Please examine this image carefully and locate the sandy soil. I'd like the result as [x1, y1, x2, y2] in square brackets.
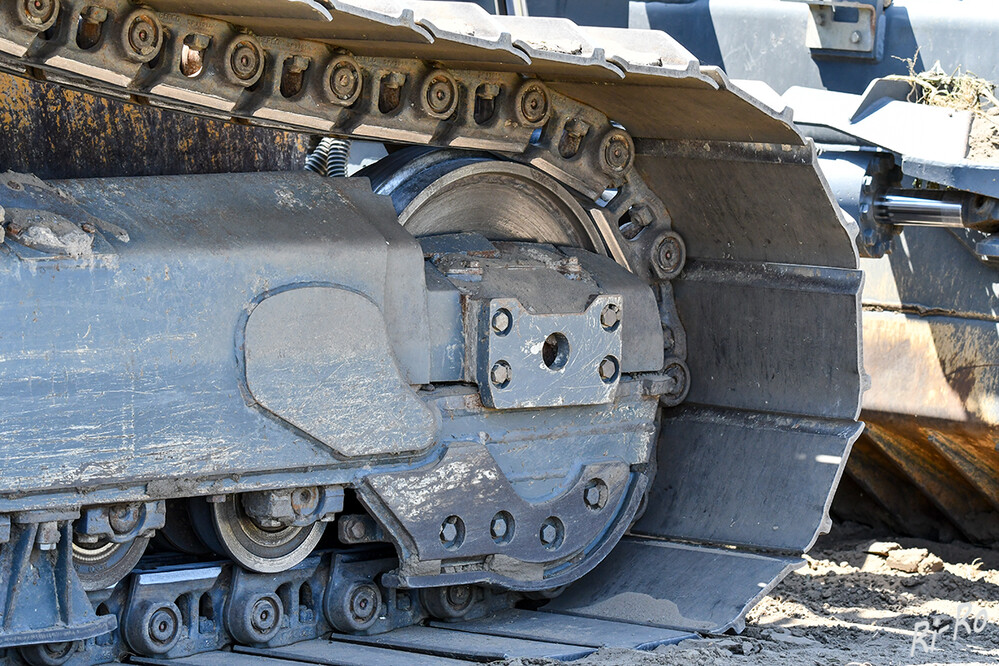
[500, 523, 999, 666]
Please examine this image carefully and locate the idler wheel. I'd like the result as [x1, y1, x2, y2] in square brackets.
[72, 534, 149, 591]
[188, 494, 325, 573]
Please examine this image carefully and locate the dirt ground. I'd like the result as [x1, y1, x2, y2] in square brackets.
[500, 523, 999, 666]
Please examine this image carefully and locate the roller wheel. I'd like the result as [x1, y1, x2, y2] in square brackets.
[189, 495, 325, 573]
[73, 535, 149, 591]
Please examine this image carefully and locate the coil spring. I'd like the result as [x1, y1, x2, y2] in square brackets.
[305, 137, 351, 178]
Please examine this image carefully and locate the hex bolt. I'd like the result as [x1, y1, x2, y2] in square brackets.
[478, 83, 500, 100]
[598, 356, 619, 383]
[491, 309, 512, 335]
[36, 521, 60, 550]
[540, 523, 558, 546]
[440, 521, 458, 543]
[490, 361, 512, 388]
[850, 30, 862, 44]
[629, 204, 654, 229]
[584, 486, 601, 508]
[440, 515, 464, 549]
[600, 303, 621, 330]
[490, 516, 507, 539]
[346, 519, 367, 541]
[109, 503, 140, 534]
[517, 82, 550, 125]
[20, 0, 58, 30]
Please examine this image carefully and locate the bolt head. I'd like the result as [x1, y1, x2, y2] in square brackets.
[598, 356, 619, 383]
[347, 519, 367, 541]
[850, 30, 862, 44]
[490, 517, 508, 538]
[490, 361, 511, 388]
[519, 84, 549, 124]
[441, 522, 458, 543]
[584, 486, 602, 508]
[491, 309, 511, 335]
[600, 303, 621, 330]
[540, 524, 557, 545]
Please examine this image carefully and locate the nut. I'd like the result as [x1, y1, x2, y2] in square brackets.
[540, 524, 557, 545]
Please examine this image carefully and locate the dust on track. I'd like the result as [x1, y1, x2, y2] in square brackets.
[498, 523, 999, 666]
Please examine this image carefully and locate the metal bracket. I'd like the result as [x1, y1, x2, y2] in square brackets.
[785, 0, 887, 60]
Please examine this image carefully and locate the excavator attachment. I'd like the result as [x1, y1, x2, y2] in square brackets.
[0, 1, 862, 662]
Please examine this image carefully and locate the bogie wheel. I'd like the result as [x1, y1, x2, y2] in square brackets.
[73, 535, 150, 592]
[18, 641, 81, 666]
[188, 495, 325, 573]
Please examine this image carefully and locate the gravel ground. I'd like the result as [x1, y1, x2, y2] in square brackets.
[499, 523, 999, 666]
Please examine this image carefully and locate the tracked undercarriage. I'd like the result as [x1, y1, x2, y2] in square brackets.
[0, 1, 863, 663]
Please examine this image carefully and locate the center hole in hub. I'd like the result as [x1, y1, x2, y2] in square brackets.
[542, 333, 569, 370]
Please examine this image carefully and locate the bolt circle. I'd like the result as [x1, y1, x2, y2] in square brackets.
[326, 55, 362, 106]
[490, 360, 512, 389]
[422, 71, 459, 119]
[20, 0, 57, 30]
[517, 81, 550, 125]
[600, 303, 621, 331]
[226, 36, 264, 86]
[491, 308, 512, 335]
[652, 231, 686, 279]
[598, 355, 620, 384]
[122, 10, 162, 62]
[600, 131, 635, 174]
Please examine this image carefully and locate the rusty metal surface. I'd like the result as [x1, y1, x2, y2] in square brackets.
[0, 71, 309, 179]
